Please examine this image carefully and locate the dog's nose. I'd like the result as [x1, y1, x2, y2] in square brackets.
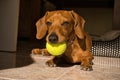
[48, 33, 58, 43]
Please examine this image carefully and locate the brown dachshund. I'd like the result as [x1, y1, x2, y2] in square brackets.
[32, 10, 94, 71]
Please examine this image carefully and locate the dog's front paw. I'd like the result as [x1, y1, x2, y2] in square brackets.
[31, 48, 50, 56]
[80, 65, 93, 71]
[32, 48, 41, 55]
[80, 60, 93, 71]
[46, 60, 56, 67]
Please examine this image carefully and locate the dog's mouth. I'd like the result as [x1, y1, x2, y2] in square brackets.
[47, 33, 66, 44]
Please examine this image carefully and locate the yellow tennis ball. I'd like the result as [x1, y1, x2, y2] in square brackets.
[46, 42, 67, 56]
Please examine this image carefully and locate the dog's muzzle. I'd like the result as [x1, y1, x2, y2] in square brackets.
[48, 33, 58, 43]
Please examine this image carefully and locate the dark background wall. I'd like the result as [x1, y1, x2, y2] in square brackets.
[18, 0, 120, 40]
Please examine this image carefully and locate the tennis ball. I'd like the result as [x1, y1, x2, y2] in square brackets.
[46, 42, 67, 56]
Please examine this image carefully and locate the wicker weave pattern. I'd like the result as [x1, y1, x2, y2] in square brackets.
[92, 36, 120, 58]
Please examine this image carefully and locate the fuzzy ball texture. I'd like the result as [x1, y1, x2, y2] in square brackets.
[46, 42, 67, 56]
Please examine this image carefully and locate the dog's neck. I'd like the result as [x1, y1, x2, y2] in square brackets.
[67, 32, 86, 51]
[67, 33, 76, 46]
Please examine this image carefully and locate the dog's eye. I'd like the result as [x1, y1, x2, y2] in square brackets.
[46, 21, 52, 26]
[62, 21, 69, 26]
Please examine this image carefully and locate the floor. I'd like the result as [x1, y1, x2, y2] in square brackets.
[0, 40, 120, 80]
[0, 39, 44, 70]
[0, 55, 120, 80]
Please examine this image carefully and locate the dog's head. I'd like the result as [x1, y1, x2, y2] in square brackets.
[36, 10, 85, 43]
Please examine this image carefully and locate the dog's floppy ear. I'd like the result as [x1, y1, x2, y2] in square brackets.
[36, 13, 48, 39]
[70, 11, 85, 39]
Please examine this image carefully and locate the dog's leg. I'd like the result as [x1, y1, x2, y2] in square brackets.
[46, 57, 56, 67]
[46, 56, 62, 67]
[80, 56, 94, 71]
[32, 48, 51, 56]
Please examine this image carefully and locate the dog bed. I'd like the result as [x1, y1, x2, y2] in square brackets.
[91, 30, 120, 58]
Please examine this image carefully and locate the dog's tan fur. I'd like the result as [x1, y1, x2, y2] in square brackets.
[32, 10, 93, 70]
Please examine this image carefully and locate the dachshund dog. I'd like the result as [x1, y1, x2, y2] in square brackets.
[32, 10, 94, 71]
